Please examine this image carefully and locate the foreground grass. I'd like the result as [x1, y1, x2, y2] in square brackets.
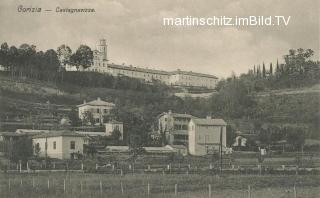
[0, 173, 319, 198]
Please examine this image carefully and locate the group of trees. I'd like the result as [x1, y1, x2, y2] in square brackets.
[0, 42, 171, 93]
[0, 42, 93, 82]
[238, 48, 319, 92]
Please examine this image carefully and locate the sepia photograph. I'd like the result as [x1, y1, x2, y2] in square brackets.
[0, 0, 319, 197]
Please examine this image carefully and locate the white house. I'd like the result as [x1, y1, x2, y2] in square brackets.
[105, 121, 123, 140]
[188, 117, 227, 156]
[157, 110, 195, 145]
[77, 97, 115, 125]
[32, 131, 88, 160]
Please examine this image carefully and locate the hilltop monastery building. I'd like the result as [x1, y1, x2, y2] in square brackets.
[70, 39, 218, 89]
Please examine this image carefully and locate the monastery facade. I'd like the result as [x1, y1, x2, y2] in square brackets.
[86, 39, 218, 89]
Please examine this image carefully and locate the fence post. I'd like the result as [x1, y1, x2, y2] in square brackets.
[80, 180, 83, 193]
[19, 161, 22, 173]
[47, 179, 50, 190]
[63, 179, 66, 193]
[258, 165, 262, 175]
[8, 179, 10, 191]
[100, 180, 102, 194]
[81, 163, 84, 171]
[20, 178, 23, 187]
[121, 169, 123, 176]
[295, 166, 298, 175]
[247, 185, 251, 198]
[293, 185, 297, 198]
[175, 184, 178, 197]
[26, 161, 29, 172]
[32, 177, 35, 188]
[53, 162, 55, 169]
[121, 181, 124, 195]
[208, 184, 211, 198]
[147, 182, 150, 196]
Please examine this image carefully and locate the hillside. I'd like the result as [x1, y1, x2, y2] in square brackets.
[0, 73, 182, 132]
[0, 72, 319, 142]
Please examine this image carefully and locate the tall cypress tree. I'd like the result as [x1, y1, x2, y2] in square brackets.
[257, 65, 261, 77]
[262, 62, 266, 78]
[269, 63, 273, 76]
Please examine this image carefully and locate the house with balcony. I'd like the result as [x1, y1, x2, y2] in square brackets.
[158, 110, 196, 145]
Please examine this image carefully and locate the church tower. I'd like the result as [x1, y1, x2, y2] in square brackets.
[98, 39, 107, 61]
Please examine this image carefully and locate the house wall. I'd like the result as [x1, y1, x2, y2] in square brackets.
[33, 137, 63, 159]
[169, 74, 217, 89]
[188, 121, 226, 156]
[61, 136, 85, 159]
[33, 136, 86, 160]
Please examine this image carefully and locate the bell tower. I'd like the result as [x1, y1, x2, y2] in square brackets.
[98, 39, 107, 61]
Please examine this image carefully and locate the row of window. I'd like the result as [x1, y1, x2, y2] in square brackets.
[174, 124, 188, 130]
[43, 141, 76, 150]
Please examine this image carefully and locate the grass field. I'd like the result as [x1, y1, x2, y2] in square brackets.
[0, 173, 319, 198]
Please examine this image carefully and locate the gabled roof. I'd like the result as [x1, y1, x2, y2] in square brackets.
[77, 98, 115, 107]
[191, 118, 227, 126]
[32, 131, 85, 139]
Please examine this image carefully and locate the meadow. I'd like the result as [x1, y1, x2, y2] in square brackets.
[0, 172, 319, 198]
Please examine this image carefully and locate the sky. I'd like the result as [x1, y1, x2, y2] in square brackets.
[0, 0, 319, 77]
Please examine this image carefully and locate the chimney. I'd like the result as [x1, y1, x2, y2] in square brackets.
[206, 115, 212, 120]
[97, 97, 101, 101]
[83, 100, 86, 104]
[168, 110, 172, 114]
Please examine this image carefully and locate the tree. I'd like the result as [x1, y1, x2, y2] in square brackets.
[68, 108, 81, 126]
[0, 42, 9, 70]
[43, 49, 60, 78]
[34, 143, 41, 157]
[286, 128, 306, 151]
[111, 129, 122, 143]
[269, 63, 273, 76]
[70, 45, 93, 69]
[262, 62, 266, 78]
[57, 44, 72, 66]
[10, 137, 33, 163]
[82, 111, 95, 126]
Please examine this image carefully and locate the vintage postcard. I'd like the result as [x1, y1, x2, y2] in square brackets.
[0, 0, 319, 197]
